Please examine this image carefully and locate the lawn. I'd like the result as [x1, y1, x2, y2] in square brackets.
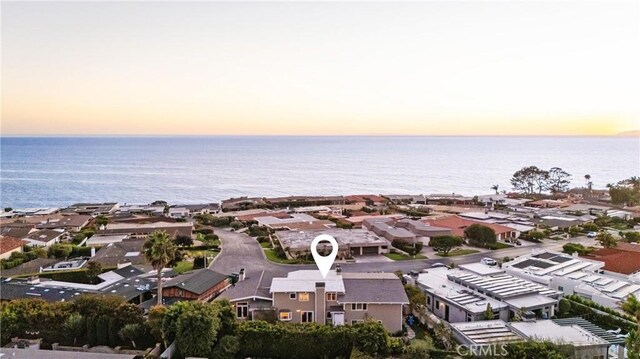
[264, 249, 312, 264]
[173, 260, 194, 274]
[260, 242, 271, 248]
[490, 242, 513, 249]
[436, 249, 480, 257]
[384, 253, 428, 261]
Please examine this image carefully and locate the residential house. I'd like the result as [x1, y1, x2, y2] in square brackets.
[254, 213, 335, 231]
[162, 268, 231, 303]
[363, 217, 452, 243]
[503, 250, 640, 311]
[414, 263, 560, 323]
[167, 207, 189, 219]
[218, 270, 275, 321]
[584, 242, 640, 275]
[269, 269, 408, 332]
[0, 236, 27, 260]
[89, 240, 146, 268]
[35, 215, 92, 232]
[451, 318, 621, 359]
[23, 229, 65, 247]
[265, 195, 346, 208]
[422, 216, 520, 241]
[97, 221, 192, 238]
[276, 228, 390, 259]
[65, 202, 119, 215]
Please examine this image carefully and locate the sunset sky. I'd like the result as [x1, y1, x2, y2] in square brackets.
[2, 1, 639, 136]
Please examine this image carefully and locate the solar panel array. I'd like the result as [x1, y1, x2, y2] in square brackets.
[449, 272, 559, 300]
[456, 322, 523, 345]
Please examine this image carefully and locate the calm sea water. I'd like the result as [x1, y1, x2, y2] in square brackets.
[1, 136, 638, 208]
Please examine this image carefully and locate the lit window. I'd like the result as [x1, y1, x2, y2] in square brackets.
[299, 292, 310, 301]
[301, 311, 314, 323]
[326, 292, 337, 301]
[289, 293, 297, 300]
[279, 311, 292, 321]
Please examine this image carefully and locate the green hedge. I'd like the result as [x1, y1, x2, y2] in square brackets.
[392, 240, 424, 255]
[237, 321, 389, 359]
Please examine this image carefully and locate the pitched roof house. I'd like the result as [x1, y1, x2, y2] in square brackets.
[0, 236, 27, 260]
[162, 269, 231, 303]
[222, 268, 409, 333]
[23, 229, 65, 247]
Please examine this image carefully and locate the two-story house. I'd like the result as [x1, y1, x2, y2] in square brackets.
[271, 270, 408, 332]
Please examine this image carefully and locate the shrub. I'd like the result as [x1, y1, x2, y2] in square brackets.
[256, 236, 271, 244]
[392, 240, 423, 255]
[248, 226, 272, 237]
[229, 221, 244, 230]
[204, 233, 219, 242]
[193, 256, 206, 269]
[195, 228, 214, 235]
[562, 243, 593, 256]
[582, 222, 598, 232]
[48, 244, 74, 259]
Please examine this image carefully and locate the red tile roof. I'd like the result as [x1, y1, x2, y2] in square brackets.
[0, 236, 27, 255]
[584, 243, 640, 274]
[422, 216, 516, 237]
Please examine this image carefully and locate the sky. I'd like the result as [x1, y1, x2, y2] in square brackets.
[1, 1, 639, 136]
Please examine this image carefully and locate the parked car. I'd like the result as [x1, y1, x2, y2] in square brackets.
[431, 262, 447, 268]
[481, 258, 497, 266]
[587, 232, 597, 238]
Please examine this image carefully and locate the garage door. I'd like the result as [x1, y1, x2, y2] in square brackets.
[361, 246, 379, 255]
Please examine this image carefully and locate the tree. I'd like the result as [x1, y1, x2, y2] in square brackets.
[85, 261, 102, 284]
[582, 222, 598, 232]
[547, 167, 571, 194]
[175, 234, 193, 247]
[119, 323, 143, 348]
[596, 232, 617, 248]
[143, 230, 178, 305]
[484, 303, 494, 320]
[622, 295, 640, 359]
[211, 299, 238, 338]
[146, 305, 167, 344]
[210, 335, 240, 359]
[568, 226, 581, 238]
[511, 166, 549, 194]
[429, 236, 462, 256]
[4, 207, 12, 212]
[585, 174, 592, 191]
[491, 184, 499, 194]
[464, 224, 497, 248]
[558, 298, 571, 316]
[528, 230, 546, 241]
[608, 179, 640, 206]
[404, 285, 426, 315]
[503, 341, 570, 359]
[175, 302, 221, 358]
[47, 244, 73, 259]
[95, 215, 109, 227]
[402, 339, 432, 359]
[624, 232, 640, 243]
[64, 313, 85, 345]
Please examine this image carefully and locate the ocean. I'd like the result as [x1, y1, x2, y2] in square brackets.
[1, 136, 638, 208]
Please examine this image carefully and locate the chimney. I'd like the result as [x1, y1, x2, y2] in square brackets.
[335, 264, 342, 275]
[315, 282, 326, 325]
[91, 247, 96, 257]
[239, 268, 245, 282]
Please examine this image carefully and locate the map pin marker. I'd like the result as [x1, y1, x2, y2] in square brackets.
[311, 234, 338, 279]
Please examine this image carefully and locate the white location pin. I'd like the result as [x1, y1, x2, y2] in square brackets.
[311, 234, 338, 279]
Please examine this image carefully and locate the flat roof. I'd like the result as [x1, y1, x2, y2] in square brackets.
[270, 270, 345, 293]
[458, 263, 505, 276]
[277, 228, 388, 250]
[510, 321, 608, 347]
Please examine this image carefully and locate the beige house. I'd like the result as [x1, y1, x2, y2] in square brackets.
[269, 269, 408, 333]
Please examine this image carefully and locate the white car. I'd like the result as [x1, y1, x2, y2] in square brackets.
[587, 232, 597, 238]
[431, 262, 447, 268]
[481, 258, 497, 266]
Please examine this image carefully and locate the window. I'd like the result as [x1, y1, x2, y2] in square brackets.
[351, 303, 368, 311]
[426, 296, 431, 306]
[177, 289, 183, 296]
[279, 311, 292, 321]
[351, 320, 364, 325]
[326, 292, 337, 301]
[289, 293, 297, 300]
[301, 311, 314, 323]
[435, 300, 440, 309]
[299, 292, 310, 302]
[558, 286, 564, 292]
[236, 303, 248, 318]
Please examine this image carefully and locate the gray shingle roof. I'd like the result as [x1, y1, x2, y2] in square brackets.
[164, 269, 228, 295]
[218, 270, 273, 301]
[340, 278, 409, 304]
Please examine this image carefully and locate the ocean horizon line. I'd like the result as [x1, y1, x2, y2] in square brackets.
[1, 133, 638, 139]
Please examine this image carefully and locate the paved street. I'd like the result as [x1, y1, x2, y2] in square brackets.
[210, 228, 597, 277]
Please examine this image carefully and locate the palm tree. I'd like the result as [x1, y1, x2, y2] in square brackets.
[622, 295, 640, 359]
[584, 174, 592, 191]
[491, 184, 499, 194]
[143, 230, 178, 305]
